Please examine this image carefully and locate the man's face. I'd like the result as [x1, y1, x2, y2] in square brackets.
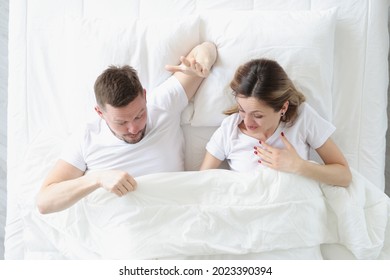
[95, 91, 147, 144]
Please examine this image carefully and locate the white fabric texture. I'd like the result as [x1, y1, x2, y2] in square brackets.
[61, 76, 187, 176]
[26, 168, 390, 260]
[206, 103, 335, 172]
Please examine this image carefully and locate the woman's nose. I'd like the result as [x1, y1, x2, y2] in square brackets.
[244, 114, 255, 125]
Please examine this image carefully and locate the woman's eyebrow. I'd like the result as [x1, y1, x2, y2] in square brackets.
[238, 105, 264, 114]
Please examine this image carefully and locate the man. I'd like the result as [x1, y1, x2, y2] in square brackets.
[37, 42, 217, 214]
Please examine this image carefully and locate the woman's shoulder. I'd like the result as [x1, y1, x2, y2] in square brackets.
[297, 102, 322, 118]
[291, 102, 322, 128]
[295, 102, 334, 131]
[298, 102, 311, 112]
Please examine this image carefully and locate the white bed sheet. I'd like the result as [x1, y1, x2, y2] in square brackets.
[5, 0, 390, 259]
[23, 168, 390, 260]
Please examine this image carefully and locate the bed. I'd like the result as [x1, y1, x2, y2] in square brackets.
[5, 0, 390, 259]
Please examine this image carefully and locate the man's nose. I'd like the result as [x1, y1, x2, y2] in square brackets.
[126, 122, 139, 134]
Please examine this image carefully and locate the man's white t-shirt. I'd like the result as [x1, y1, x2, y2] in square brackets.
[206, 102, 336, 172]
[61, 76, 187, 177]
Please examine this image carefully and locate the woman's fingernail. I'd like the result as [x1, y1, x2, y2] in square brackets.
[254, 151, 258, 155]
[258, 160, 262, 164]
[281, 132, 284, 137]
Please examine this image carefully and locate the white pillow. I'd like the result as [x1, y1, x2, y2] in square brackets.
[63, 16, 200, 128]
[190, 9, 337, 127]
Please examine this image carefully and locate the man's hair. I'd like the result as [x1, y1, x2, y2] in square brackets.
[94, 65, 143, 109]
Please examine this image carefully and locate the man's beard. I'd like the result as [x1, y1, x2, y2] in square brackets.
[122, 128, 146, 144]
[109, 125, 147, 144]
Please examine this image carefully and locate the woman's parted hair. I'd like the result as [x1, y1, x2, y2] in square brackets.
[94, 65, 143, 109]
[227, 58, 305, 125]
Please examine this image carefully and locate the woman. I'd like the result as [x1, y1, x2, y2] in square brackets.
[200, 58, 352, 187]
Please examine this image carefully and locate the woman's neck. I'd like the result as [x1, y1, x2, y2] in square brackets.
[238, 120, 281, 142]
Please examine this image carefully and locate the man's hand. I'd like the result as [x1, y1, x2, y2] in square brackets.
[88, 170, 137, 197]
[165, 42, 217, 78]
[166, 56, 210, 78]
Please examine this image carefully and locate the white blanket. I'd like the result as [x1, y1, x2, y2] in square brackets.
[27, 168, 390, 260]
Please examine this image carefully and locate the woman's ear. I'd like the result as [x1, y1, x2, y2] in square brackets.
[282, 101, 289, 112]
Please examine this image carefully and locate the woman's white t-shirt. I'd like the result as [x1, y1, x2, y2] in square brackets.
[206, 103, 335, 172]
[60, 76, 187, 177]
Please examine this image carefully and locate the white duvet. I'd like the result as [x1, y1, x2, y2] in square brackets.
[27, 168, 390, 260]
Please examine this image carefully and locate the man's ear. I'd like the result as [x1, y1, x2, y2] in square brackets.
[95, 105, 104, 118]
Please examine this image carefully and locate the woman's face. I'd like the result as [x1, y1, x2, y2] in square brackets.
[236, 95, 285, 139]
